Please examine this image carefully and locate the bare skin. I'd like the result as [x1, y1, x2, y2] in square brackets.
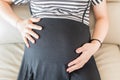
[0, 0, 109, 73]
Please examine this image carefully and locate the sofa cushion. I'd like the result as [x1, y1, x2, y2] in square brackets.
[0, 43, 24, 80]
[94, 44, 120, 80]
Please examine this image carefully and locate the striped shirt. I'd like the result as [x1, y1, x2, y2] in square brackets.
[12, 0, 103, 25]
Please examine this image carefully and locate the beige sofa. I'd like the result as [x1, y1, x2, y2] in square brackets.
[0, 0, 120, 80]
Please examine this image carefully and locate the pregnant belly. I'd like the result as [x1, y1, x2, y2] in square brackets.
[24, 18, 90, 64]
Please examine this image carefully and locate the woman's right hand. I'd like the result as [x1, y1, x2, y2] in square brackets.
[16, 17, 42, 48]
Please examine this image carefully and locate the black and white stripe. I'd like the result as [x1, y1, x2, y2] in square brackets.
[12, 0, 29, 5]
[12, 0, 103, 25]
[92, 0, 103, 5]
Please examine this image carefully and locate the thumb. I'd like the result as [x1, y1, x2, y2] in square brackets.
[29, 17, 41, 22]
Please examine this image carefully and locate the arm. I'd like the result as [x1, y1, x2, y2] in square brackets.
[66, 0, 109, 73]
[91, 0, 109, 44]
[0, 0, 42, 47]
[0, 0, 22, 27]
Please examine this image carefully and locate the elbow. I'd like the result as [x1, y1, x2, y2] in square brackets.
[0, 0, 12, 5]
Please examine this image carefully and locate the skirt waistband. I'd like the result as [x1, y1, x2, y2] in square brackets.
[33, 18, 89, 29]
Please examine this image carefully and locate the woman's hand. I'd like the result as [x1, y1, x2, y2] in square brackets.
[16, 17, 42, 48]
[66, 41, 101, 73]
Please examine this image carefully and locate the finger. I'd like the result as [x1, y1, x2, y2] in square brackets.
[28, 24, 42, 30]
[66, 63, 81, 73]
[75, 47, 83, 54]
[67, 51, 91, 73]
[67, 60, 86, 73]
[25, 33, 35, 44]
[29, 17, 41, 22]
[78, 51, 91, 65]
[84, 52, 92, 63]
[68, 56, 81, 67]
[23, 37, 30, 48]
[26, 29, 40, 39]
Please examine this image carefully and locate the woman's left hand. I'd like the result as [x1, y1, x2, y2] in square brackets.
[66, 41, 101, 73]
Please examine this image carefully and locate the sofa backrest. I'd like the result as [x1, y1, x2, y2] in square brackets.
[0, 0, 120, 45]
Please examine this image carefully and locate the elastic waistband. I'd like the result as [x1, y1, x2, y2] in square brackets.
[36, 17, 89, 28]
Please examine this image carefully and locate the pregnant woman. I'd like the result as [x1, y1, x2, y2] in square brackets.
[0, 0, 109, 80]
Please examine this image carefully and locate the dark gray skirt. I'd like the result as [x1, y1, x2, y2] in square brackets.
[17, 18, 101, 80]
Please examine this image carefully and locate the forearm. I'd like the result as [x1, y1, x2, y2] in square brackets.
[92, 17, 109, 43]
[0, 1, 22, 28]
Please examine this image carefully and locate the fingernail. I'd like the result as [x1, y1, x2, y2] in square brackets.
[66, 69, 69, 72]
[68, 63, 72, 67]
[76, 50, 79, 53]
[33, 41, 35, 44]
[39, 27, 42, 30]
[27, 45, 30, 48]
[67, 70, 70, 73]
[68, 64, 70, 67]
[31, 40, 34, 44]
[37, 36, 39, 39]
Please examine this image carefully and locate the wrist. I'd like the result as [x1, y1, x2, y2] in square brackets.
[90, 39, 102, 48]
[15, 18, 23, 29]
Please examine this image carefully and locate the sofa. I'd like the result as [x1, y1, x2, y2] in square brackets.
[0, 0, 120, 80]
